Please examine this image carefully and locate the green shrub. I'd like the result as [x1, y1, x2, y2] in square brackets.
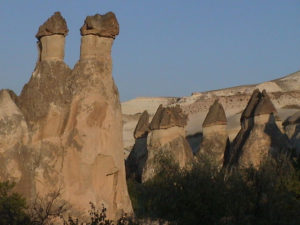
[0, 181, 31, 225]
[128, 153, 300, 225]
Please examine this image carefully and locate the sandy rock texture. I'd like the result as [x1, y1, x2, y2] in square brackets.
[134, 110, 149, 139]
[197, 100, 229, 167]
[0, 11, 132, 221]
[142, 106, 193, 182]
[227, 90, 291, 169]
[283, 111, 300, 155]
[122, 71, 300, 154]
[126, 105, 193, 183]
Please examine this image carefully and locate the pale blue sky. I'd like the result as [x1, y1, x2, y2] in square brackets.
[0, 1, 300, 101]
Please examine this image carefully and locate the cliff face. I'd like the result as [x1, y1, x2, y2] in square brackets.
[0, 11, 132, 221]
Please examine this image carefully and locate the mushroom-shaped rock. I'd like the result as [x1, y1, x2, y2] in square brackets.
[80, 13, 119, 61]
[80, 12, 119, 38]
[198, 100, 229, 168]
[142, 105, 192, 182]
[228, 90, 290, 169]
[149, 105, 187, 130]
[134, 110, 150, 139]
[35, 12, 69, 61]
[202, 100, 227, 127]
[62, 12, 132, 219]
[36, 12, 68, 39]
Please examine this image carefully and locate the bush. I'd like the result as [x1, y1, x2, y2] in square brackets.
[0, 181, 31, 225]
[128, 153, 300, 225]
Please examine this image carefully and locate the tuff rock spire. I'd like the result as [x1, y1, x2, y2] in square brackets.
[203, 100, 227, 127]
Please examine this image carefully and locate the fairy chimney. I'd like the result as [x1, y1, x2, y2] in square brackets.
[197, 100, 229, 167]
[228, 90, 290, 169]
[80, 12, 119, 61]
[142, 105, 193, 182]
[61, 12, 132, 219]
[36, 12, 68, 61]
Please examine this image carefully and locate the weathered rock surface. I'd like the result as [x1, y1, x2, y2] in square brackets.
[80, 12, 119, 38]
[198, 100, 229, 167]
[149, 105, 187, 130]
[228, 90, 290, 168]
[134, 110, 149, 139]
[202, 100, 227, 127]
[240, 89, 261, 125]
[36, 12, 68, 39]
[19, 61, 72, 136]
[122, 72, 300, 154]
[254, 90, 277, 116]
[0, 11, 132, 222]
[283, 111, 300, 155]
[142, 105, 193, 182]
[143, 127, 193, 182]
[126, 137, 148, 182]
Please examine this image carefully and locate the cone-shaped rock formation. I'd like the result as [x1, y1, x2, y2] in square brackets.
[134, 110, 150, 139]
[202, 100, 227, 127]
[142, 105, 193, 182]
[126, 111, 149, 182]
[228, 89, 290, 168]
[197, 100, 229, 167]
[149, 104, 187, 130]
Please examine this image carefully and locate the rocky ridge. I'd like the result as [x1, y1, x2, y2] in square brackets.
[122, 71, 300, 153]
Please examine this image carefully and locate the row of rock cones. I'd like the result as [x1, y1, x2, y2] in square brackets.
[127, 88, 293, 183]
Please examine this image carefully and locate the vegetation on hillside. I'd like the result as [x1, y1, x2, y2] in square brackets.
[1, 151, 300, 225]
[0, 182, 136, 225]
[128, 152, 300, 225]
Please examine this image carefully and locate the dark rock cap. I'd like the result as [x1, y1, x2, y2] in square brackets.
[149, 105, 187, 130]
[241, 89, 261, 122]
[203, 100, 227, 127]
[134, 110, 150, 139]
[254, 90, 277, 116]
[80, 12, 119, 38]
[36, 12, 69, 39]
[283, 111, 300, 126]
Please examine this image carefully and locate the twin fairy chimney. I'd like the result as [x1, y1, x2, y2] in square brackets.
[126, 105, 193, 182]
[197, 100, 229, 168]
[228, 89, 290, 168]
[0, 11, 132, 222]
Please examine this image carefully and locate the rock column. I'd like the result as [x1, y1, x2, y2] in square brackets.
[197, 100, 229, 168]
[62, 12, 132, 219]
[228, 90, 290, 169]
[142, 105, 193, 182]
